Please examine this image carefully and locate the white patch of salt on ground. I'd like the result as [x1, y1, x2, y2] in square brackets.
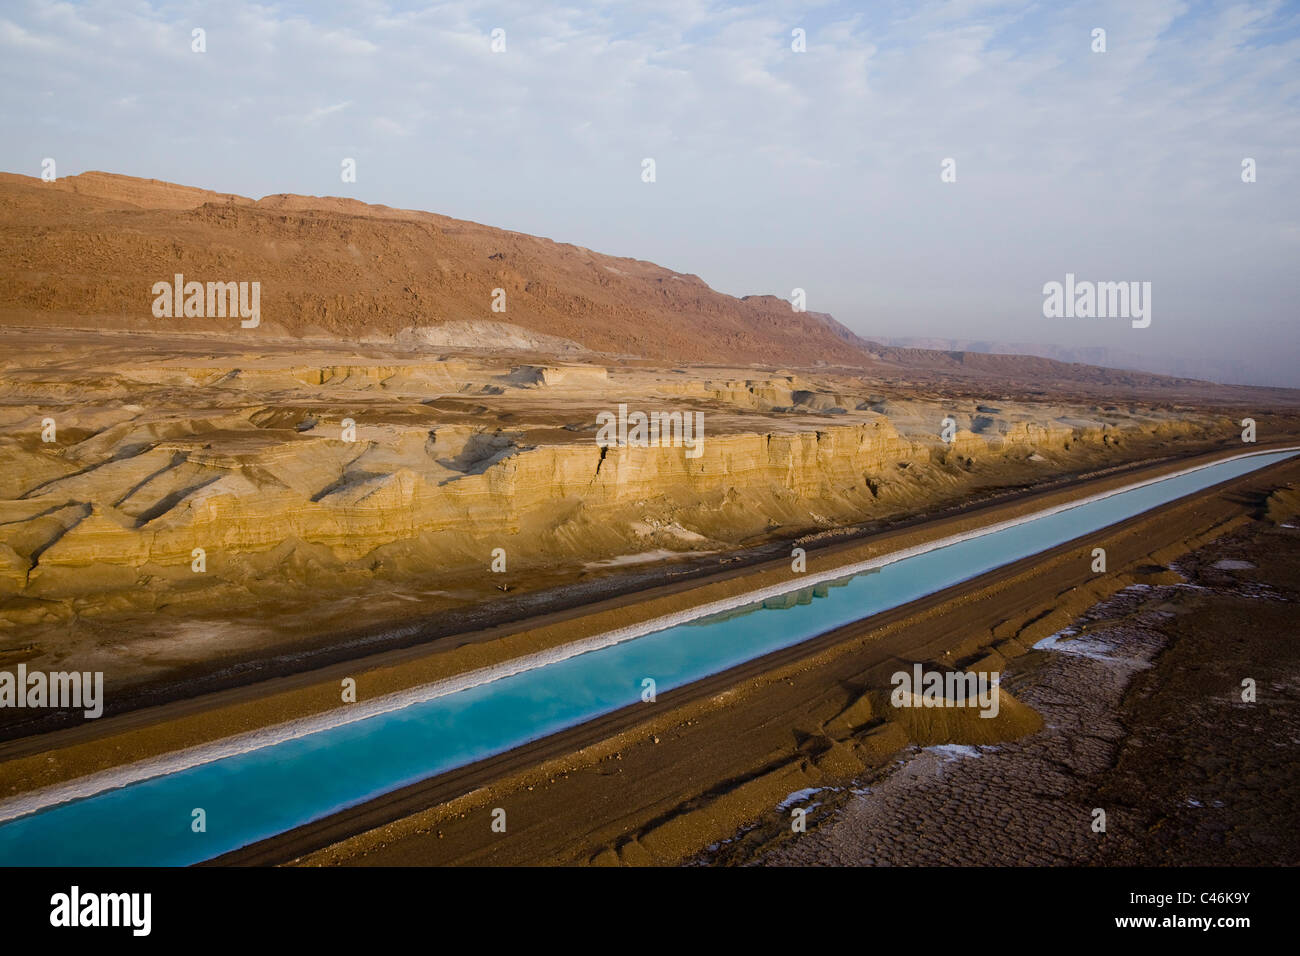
[777, 787, 826, 810]
[926, 744, 983, 761]
[1034, 628, 1128, 663]
[583, 549, 686, 568]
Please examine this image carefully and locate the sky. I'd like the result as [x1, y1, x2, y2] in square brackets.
[1, 0, 1297, 385]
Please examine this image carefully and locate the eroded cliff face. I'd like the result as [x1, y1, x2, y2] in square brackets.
[11, 420, 917, 578]
[0, 337, 1227, 648]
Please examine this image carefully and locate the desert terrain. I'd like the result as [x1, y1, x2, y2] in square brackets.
[3, 322, 1282, 716]
[726, 511, 1300, 868]
[0, 172, 1297, 868]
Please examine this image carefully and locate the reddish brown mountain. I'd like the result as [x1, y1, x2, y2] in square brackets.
[0, 171, 1262, 396]
[0, 170, 878, 365]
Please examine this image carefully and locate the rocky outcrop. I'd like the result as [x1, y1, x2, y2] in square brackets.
[4, 403, 1209, 605]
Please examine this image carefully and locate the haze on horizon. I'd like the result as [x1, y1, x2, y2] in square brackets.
[1, 0, 1297, 386]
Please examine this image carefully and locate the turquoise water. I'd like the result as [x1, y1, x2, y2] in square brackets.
[0, 450, 1293, 865]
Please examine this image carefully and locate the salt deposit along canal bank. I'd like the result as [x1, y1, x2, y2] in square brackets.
[0, 447, 1296, 865]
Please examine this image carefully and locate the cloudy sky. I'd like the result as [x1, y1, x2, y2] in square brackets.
[2, 0, 1297, 384]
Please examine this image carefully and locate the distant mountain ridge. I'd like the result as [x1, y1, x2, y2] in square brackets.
[0, 170, 1234, 391]
[874, 336, 1271, 388]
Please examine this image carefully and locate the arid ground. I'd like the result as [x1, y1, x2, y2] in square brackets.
[1, 172, 1297, 867]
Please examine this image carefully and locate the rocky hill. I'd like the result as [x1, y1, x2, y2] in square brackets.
[0, 171, 1219, 390]
[0, 171, 878, 366]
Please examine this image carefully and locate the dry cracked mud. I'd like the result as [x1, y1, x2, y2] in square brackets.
[735, 519, 1300, 867]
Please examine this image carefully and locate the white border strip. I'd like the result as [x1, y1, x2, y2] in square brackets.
[1, 445, 1296, 824]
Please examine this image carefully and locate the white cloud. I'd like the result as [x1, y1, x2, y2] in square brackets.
[298, 101, 352, 125]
